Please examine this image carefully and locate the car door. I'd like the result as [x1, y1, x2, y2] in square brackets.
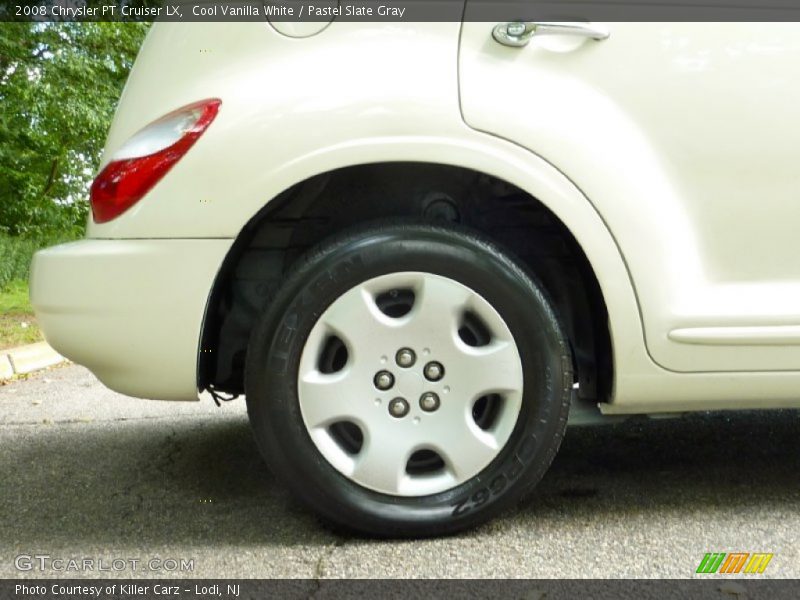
[459, 17, 800, 373]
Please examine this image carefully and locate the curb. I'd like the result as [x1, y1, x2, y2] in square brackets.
[0, 341, 66, 379]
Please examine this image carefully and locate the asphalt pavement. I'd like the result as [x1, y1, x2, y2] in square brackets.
[1, 365, 798, 580]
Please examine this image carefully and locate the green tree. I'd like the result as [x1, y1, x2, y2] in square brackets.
[0, 22, 149, 236]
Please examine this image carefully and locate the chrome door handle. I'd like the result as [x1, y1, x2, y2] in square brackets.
[492, 22, 610, 48]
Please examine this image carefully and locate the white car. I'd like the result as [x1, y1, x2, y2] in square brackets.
[30, 19, 800, 536]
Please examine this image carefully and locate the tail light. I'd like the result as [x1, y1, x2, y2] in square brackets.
[90, 98, 221, 224]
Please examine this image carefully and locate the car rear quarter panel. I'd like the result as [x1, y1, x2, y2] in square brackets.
[82, 22, 800, 410]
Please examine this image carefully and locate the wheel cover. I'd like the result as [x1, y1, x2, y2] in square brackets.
[297, 272, 524, 496]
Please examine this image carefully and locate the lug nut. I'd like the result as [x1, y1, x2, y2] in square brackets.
[423, 361, 445, 382]
[419, 392, 441, 413]
[374, 370, 395, 391]
[396, 348, 416, 368]
[388, 397, 410, 418]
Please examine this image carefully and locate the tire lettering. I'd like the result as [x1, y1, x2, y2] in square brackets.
[506, 456, 525, 480]
[518, 437, 537, 461]
[450, 444, 533, 516]
[452, 497, 471, 517]
[472, 489, 490, 508]
[489, 474, 507, 495]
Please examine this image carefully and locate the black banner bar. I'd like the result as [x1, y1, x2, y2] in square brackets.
[4, 0, 800, 22]
[3, 579, 800, 600]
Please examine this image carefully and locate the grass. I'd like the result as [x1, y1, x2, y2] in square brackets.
[0, 234, 40, 291]
[0, 279, 43, 351]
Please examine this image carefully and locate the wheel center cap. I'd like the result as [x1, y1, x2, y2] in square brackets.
[395, 370, 424, 399]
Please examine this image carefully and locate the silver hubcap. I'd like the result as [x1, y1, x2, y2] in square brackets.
[297, 272, 524, 497]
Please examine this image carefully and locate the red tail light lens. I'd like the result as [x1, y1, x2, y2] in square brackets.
[90, 98, 221, 224]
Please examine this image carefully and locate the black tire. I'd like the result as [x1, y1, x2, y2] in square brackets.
[245, 221, 572, 537]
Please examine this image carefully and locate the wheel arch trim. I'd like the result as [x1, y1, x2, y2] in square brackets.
[198, 131, 655, 404]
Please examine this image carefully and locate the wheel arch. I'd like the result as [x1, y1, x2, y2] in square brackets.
[198, 141, 643, 405]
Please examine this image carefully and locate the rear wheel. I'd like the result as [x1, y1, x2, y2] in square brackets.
[245, 222, 571, 536]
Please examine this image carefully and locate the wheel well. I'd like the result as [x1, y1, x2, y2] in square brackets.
[199, 162, 612, 401]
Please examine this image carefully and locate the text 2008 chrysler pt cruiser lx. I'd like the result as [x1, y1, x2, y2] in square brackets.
[30, 18, 800, 536]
